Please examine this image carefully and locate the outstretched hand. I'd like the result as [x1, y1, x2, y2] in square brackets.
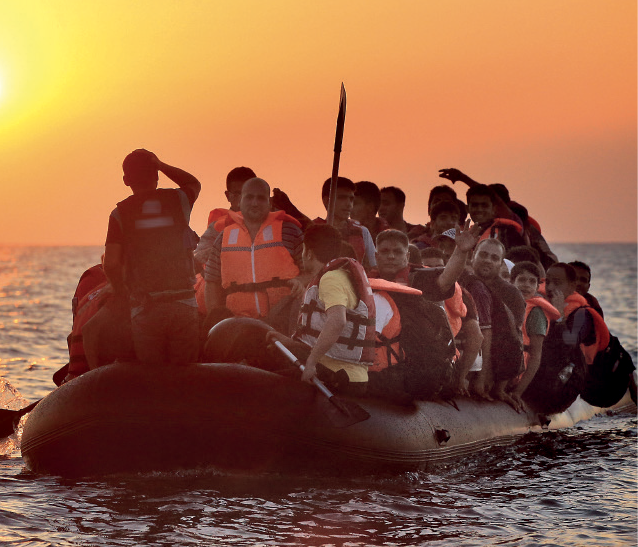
[272, 188, 302, 216]
[438, 168, 469, 185]
[455, 219, 481, 253]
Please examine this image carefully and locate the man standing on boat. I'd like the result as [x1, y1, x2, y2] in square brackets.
[204, 177, 305, 332]
[103, 149, 201, 365]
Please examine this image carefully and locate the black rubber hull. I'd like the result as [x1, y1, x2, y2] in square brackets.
[20, 362, 625, 478]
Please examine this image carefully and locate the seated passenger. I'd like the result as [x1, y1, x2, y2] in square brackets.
[352, 180, 390, 241]
[378, 186, 422, 236]
[568, 260, 604, 318]
[526, 263, 634, 412]
[420, 247, 445, 268]
[204, 177, 304, 333]
[413, 200, 461, 249]
[510, 261, 560, 410]
[63, 262, 135, 384]
[267, 224, 375, 396]
[460, 238, 525, 405]
[367, 224, 480, 401]
[314, 177, 377, 270]
[466, 185, 526, 251]
[194, 166, 256, 266]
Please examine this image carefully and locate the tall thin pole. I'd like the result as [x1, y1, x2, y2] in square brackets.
[326, 83, 347, 226]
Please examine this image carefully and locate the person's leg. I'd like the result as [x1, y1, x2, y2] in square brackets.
[167, 302, 200, 364]
[130, 304, 167, 365]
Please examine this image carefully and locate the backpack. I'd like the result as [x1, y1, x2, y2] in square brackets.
[489, 292, 524, 383]
[388, 292, 456, 399]
[580, 335, 635, 408]
[523, 319, 587, 414]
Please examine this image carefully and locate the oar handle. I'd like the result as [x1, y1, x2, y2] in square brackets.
[273, 341, 335, 399]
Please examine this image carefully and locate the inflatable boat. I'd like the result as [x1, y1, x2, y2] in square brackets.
[20, 361, 633, 478]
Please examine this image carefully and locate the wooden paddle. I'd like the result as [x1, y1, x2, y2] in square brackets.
[325, 83, 346, 226]
[0, 399, 41, 439]
[273, 340, 370, 428]
[0, 363, 69, 439]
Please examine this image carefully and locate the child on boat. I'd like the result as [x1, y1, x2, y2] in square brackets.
[510, 261, 560, 410]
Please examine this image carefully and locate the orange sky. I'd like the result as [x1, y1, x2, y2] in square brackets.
[0, 1, 635, 245]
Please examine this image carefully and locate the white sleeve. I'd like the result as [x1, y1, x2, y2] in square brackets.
[361, 225, 377, 268]
[372, 292, 394, 333]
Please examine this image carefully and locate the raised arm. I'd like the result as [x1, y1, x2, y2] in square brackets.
[144, 150, 201, 203]
[437, 220, 481, 293]
[438, 168, 478, 188]
[439, 167, 515, 221]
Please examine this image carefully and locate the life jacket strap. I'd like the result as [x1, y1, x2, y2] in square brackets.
[225, 277, 291, 295]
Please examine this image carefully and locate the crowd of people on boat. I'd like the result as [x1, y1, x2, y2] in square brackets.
[61, 148, 636, 413]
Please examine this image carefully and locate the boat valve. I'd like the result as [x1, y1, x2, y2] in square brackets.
[435, 428, 451, 446]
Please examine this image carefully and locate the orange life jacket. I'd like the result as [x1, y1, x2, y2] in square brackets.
[207, 208, 230, 227]
[67, 281, 110, 377]
[478, 217, 524, 241]
[368, 278, 422, 371]
[445, 283, 467, 338]
[71, 264, 107, 318]
[296, 258, 376, 365]
[521, 295, 561, 371]
[220, 210, 301, 318]
[194, 273, 207, 315]
[522, 296, 561, 345]
[527, 215, 542, 234]
[313, 217, 366, 264]
[563, 293, 610, 365]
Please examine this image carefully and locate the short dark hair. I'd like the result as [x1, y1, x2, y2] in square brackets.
[427, 185, 457, 209]
[511, 261, 541, 282]
[430, 200, 460, 222]
[568, 261, 591, 281]
[466, 184, 495, 204]
[548, 262, 577, 283]
[321, 177, 355, 198]
[420, 247, 444, 260]
[304, 224, 343, 263]
[122, 150, 156, 179]
[354, 181, 381, 211]
[226, 167, 256, 190]
[505, 245, 541, 264]
[489, 183, 511, 203]
[376, 229, 409, 248]
[339, 240, 358, 260]
[380, 186, 406, 205]
[474, 237, 505, 258]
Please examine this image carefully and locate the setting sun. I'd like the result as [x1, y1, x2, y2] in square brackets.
[0, 0, 634, 245]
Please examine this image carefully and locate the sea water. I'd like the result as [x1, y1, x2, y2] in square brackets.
[0, 244, 635, 547]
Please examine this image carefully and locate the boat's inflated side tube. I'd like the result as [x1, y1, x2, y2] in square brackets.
[203, 317, 278, 371]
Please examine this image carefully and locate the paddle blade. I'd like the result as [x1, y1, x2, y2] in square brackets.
[322, 394, 370, 428]
[0, 400, 40, 439]
[0, 409, 19, 438]
[334, 83, 346, 153]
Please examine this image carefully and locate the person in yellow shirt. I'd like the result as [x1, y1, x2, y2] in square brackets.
[267, 223, 376, 395]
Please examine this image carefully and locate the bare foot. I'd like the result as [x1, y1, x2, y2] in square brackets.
[493, 388, 521, 411]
